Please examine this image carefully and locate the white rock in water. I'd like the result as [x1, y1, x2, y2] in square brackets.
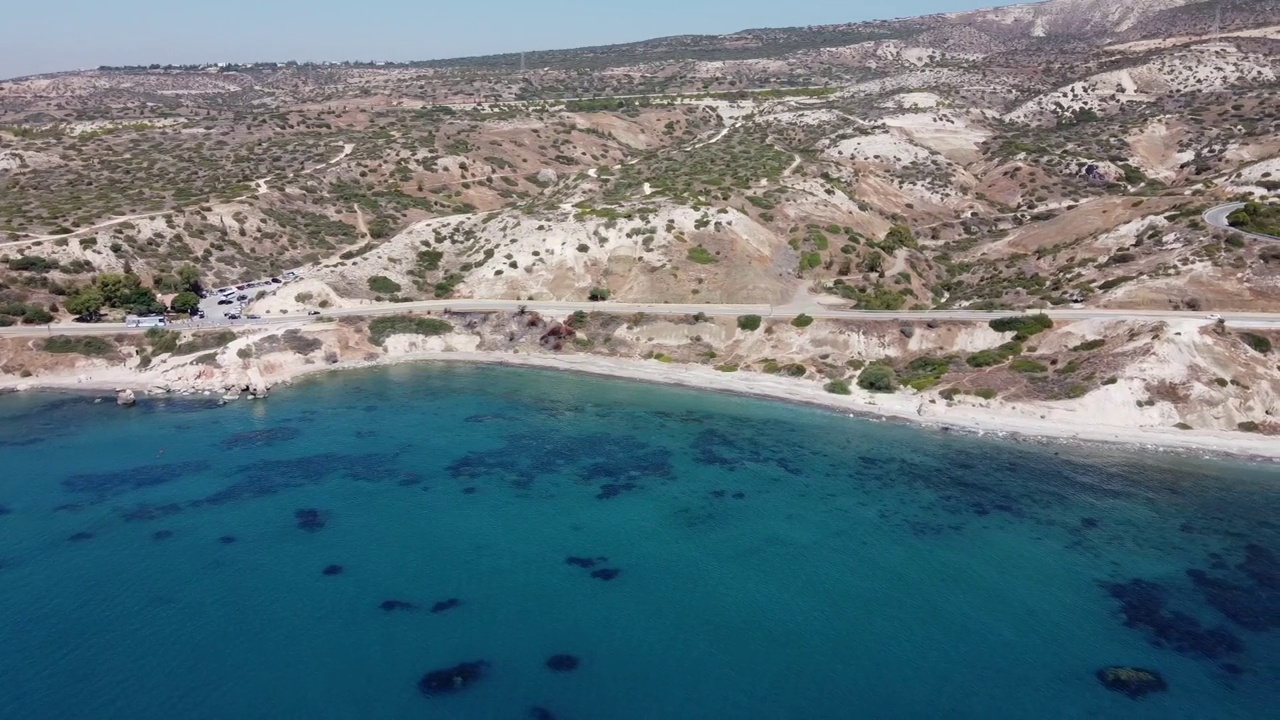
[116, 389, 137, 407]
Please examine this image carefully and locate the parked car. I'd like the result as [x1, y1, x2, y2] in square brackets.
[225, 312, 241, 320]
[307, 310, 321, 316]
[217, 299, 233, 305]
[271, 277, 282, 284]
[246, 314, 262, 320]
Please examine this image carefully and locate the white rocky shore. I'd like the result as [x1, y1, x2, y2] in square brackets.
[1, 314, 1277, 462]
[6, 346, 1278, 462]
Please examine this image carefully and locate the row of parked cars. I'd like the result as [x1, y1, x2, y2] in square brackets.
[205, 271, 309, 322]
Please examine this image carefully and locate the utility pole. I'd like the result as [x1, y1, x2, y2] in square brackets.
[520, 52, 526, 74]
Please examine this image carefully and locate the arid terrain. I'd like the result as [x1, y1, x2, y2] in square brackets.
[1, 0, 1279, 449]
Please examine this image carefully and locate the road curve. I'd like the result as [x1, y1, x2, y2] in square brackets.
[2, 299, 1279, 338]
[1203, 202, 1280, 243]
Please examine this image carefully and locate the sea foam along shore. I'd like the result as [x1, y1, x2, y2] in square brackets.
[4, 348, 1279, 461]
[289, 350, 1280, 462]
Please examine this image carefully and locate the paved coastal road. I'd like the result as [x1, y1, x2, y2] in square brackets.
[1203, 202, 1280, 243]
[3, 299, 1279, 338]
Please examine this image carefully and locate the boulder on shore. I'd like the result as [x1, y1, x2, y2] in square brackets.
[116, 389, 137, 407]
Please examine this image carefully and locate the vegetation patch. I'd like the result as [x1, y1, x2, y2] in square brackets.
[857, 362, 897, 393]
[1240, 333, 1273, 355]
[1227, 201, 1280, 237]
[737, 315, 762, 332]
[42, 335, 115, 357]
[1010, 358, 1049, 373]
[989, 315, 1053, 341]
[1071, 339, 1106, 352]
[173, 331, 236, 356]
[898, 355, 950, 391]
[824, 379, 852, 395]
[686, 246, 717, 264]
[966, 342, 1023, 368]
[790, 314, 814, 328]
[367, 276, 403, 294]
[368, 315, 453, 345]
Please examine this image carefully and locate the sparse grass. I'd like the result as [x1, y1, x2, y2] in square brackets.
[1010, 357, 1048, 373]
[173, 331, 236, 356]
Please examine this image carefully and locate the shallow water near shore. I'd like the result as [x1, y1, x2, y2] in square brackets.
[0, 363, 1277, 719]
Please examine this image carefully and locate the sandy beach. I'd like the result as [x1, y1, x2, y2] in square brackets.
[288, 350, 1280, 461]
[4, 347, 1279, 461]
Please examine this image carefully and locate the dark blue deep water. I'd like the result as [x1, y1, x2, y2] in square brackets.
[0, 364, 1278, 719]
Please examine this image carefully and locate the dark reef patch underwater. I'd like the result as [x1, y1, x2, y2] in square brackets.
[0, 364, 1277, 719]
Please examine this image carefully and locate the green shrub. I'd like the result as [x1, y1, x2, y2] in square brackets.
[588, 287, 611, 301]
[791, 314, 814, 328]
[857, 363, 897, 393]
[42, 336, 115, 356]
[367, 276, 402, 294]
[737, 315, 762, 331]
[715, 364, 739, 373]
[687, 246, 717, 264]
[1071, 339, 1106, 352]
[974, 388, 998, 400]
[989, 314, 1053, 341]
[1240, 333, 1273, 355]
[825, 379, 852, 395]
[368, 315, 453, 345]
[779, 363, 807, 378]
[145, 327, 180, 354]
[966, 350, 1003, 368]
[1237, 421, 1262, 433]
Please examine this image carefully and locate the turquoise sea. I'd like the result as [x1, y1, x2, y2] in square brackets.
[0, 363, 1277, 719]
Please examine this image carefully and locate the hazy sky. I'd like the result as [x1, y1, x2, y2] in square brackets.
[0, 0, 1002, 80]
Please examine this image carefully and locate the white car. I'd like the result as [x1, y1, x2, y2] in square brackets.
[1207, 314, 1222, 321]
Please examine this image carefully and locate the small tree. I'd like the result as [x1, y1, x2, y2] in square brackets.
[66, 288, 105, 320]
[737, 315, 762, 331]
[171, 291, 200, 315]
[588, 287, 611, 301]
[177, 264, 202, 292]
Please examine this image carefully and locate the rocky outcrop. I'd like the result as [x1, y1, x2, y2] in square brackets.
[1095, 666, 1168, 698]
[116, 389, 136, 407]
